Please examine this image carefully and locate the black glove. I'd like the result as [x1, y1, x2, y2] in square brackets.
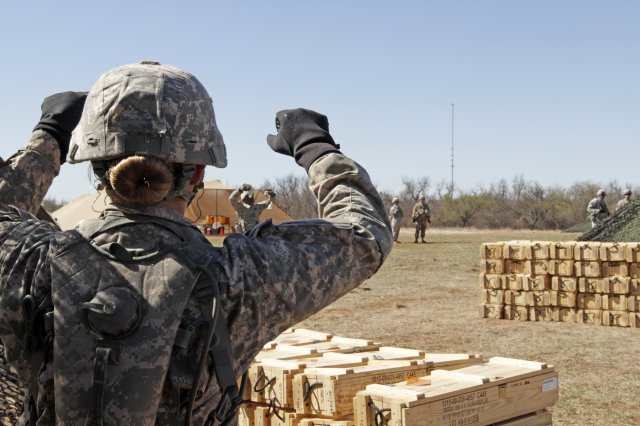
[266, 108, 341, 171]
[33, 91, 87, 164]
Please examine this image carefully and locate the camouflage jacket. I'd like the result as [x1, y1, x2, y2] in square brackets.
[0, 131, 392, 425]
[228, 189, 272, 231]
[389, 205, 404, 222]
[411, 202, 431, 224]
[587, 197, 609, 218]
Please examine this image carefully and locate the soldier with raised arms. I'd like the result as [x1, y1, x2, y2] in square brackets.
[228, 183, 275, 233]
[0, 61, 392, 425]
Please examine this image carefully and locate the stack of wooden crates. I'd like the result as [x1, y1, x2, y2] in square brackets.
[480, 240, 640, 327]
[241, 328, 558, 426]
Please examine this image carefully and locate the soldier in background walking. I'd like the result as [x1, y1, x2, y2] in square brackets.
[615, 188, 632, 213]
[587, 189, 610, 228]
[412, 194, 431, 243]
[389, 197, 404, 243]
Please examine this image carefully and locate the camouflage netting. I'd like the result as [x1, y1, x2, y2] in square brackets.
[0, 343, 25, 424]
[579, 198, 640, 241]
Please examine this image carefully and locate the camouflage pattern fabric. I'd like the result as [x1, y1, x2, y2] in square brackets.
[228, 189, 273, 233]
[587, 197, 610, 228]
[616, 198, 630, 212]
[0, 132, 392, 425]
[412, 201, 431, 241]
[388, 204, 404, 242]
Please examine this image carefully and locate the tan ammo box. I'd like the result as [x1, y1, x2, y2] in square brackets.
[254, 406, 352, 426]
[523, 274, 550, 291]
[578, 277, 602, 294]
[549, 291, 577, 308]
[502, 274, 523, 291]
[625, 243, 640, 262]
[629, 263, 640, 278]
[493, 409, 552, 425]
[526, 291, 551, 307]
[574, 242, 601, 261]
[577, 294, 602, 310]
[293, 361, 430, 417]
[578, 309, 603, 325]
[481, 289, 504, 305]
[602, 311, 630, 327]
[601, 276, 632, 294]
[479, 243, 503, 260]
[528, 241, 552, 260]
[601, 294, 632, 311]
[526, 260, 550, 276]
[504, 290, 528, 306]
[480, 303, 504, 319]
[250, 354, 370, 406]
[504, 241, 528, 260]
[600, 261, 629, 277]
[551, 276, 578, 292]
[548, 259, 574, 276]
[529, 307, 552, 322]
[353, 357, 558, 426]
[504, 305, 529, 321]
[504, 260, 527, 275]
[478, 273, 502, 289]
[264, 329, 333, 350]
[549, 241, 574, 260]
[481, 259, 504, 275]
[599, 242, 627, 262]
[550, 307, 579, 323]
[630, 313, 640, 328]
[574, 261, 601, 277]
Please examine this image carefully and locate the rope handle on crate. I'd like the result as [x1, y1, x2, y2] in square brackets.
[367, 401, 391, 426]
[303, 381, 323, 401]
[253, 370, 276, 392]
[267, 397, 285, 421]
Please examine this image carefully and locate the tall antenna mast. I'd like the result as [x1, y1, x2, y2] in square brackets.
[451, 103, 455, 193]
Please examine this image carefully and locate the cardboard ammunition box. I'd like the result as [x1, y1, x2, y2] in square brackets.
[551, 276, 578, 292]
[599, 243, 627, 262]
[574, 242, 601, 261]
[550, 242, 574, 260]
[480, 304, 504, 319]
[479, 273, 503, 289]
[480, 243, 503, 260]
[523, 275, 551, 291]
[354, 357, 558, 426]
[502, 274, 524, 291]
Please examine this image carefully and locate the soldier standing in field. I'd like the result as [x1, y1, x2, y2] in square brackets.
[389, 197, 404, 243]
[587, 189, 610, 228]
[412, 194, 431, 243]
[0, 61, 392, 425]
[615, 188, 632, 213]
[229, 183, 275, 232]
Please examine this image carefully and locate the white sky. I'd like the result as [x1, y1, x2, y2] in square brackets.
[1, 1, 638, 201]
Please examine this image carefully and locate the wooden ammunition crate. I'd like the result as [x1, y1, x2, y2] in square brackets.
[549, 291, 577, 308]
[254, 406, 352, 426]
[601, 276, 632, 294]
[504, 241, 528, 260]
[578, 277, 602, 294]
[480, 303, 503, 319]
[523, 275, 550, 291]
[502, 274, 523, 291]
[600, 242, 627, 262]
[480, 243, 503, 260]
[626, 244, 640, 262]
[550, 242, 574, 260]
[529, 307, 552, 322]
[504, 305, 529, 321]
[354, 357, 558, 426]
[574, 261, 601, 277]
[504, 260, 527, 275]
[249, 354, 370, 406]
[548, 260, 574, 276]
[493, 409, 552, 425]
[603, 311, 630, 327]
[629, 263, 640, 278]
[478, 273, 503, 289]
[350, 347, 426, 362]
[600, 261, 629, 277]
[574, 242, 601, 260]
[482, 289, 504, 305]
[529, 242, 552, 260]
[551, 276, 578, 292]
[481, 259, 504, 274]
[526, 260, 550, 276]
[265, 329, 333, 350]
[550, 307, 579, 323]
[578, 309, 603, 325]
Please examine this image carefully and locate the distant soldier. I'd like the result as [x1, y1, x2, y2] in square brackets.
[229, 183, 276, 232]
[615, 188, 632, 212]
[389, 197, 404, 243]
[587, 189, 610, 228]
[412, 195, 431, 243]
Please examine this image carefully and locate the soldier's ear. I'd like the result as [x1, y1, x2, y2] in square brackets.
[190, 165, 206, 186]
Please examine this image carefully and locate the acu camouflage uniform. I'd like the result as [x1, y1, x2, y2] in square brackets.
[228, 189, 273, 233]
[587, 197, 609, 228]
[388, 203, 404, 242]
[411, 201, 431, 242]
[0, 131, 392, 425]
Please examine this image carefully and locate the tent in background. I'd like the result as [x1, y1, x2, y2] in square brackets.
[52, 179, 292, 231]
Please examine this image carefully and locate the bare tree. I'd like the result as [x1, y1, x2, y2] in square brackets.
[401, 176, 431, 202]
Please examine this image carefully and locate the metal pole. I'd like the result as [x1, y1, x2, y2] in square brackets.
[451, 103, 455, 194]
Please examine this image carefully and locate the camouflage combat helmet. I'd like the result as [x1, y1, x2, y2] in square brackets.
[67, 61, 226, 167]
[597, 189, 606, 196]
[392, 197, 400, 204]
[623, 188, 632, 196]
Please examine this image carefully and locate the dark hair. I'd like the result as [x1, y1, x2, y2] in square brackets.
[108, 156, 173, 205]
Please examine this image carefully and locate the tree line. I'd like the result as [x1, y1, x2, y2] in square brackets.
[262, 174, 637, 230]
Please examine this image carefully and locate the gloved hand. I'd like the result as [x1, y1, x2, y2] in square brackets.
[33, 91, 87, 164]
[266, 108, 341, 171]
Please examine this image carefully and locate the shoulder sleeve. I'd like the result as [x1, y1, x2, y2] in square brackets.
[214, 153, 393, 371]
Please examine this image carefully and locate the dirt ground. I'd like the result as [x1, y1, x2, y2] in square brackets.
[291, 228, 640, 426]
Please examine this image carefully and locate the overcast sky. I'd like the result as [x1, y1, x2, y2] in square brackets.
[1, 1, 638, 201]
